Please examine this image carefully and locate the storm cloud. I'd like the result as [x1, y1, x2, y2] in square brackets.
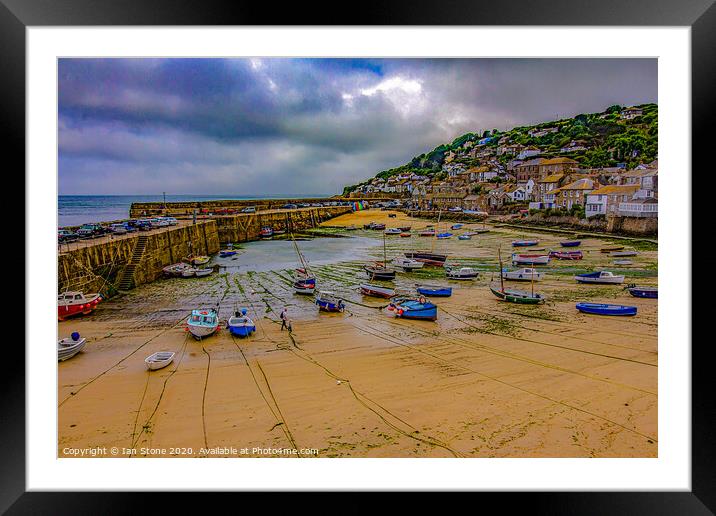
[58, 58, 657, 195]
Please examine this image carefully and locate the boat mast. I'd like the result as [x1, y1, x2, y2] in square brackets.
[383, 231, 387, 267]
[498, 247, 504, 292]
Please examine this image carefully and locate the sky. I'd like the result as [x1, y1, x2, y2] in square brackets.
[58, 58, 657, 196]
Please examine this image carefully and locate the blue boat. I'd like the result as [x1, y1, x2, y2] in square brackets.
[575, 303, 637, 316]
[219, 250, 237, 257]
[227, 308, 256, 337]
[451, 223, 464, 230]
[628, 286, 658, 299]
[436, 232, 453, 239]
[416, 285, 453, 297]
[388, 297, 438, 320]
[560, 240, 581, 247]
[315, 291, 345, 312]
[512, 240, 539, 247]
[457, 235, 471, 240]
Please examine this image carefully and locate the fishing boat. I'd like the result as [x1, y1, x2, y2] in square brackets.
[163, 262, 192, 277]
[576, 303, 637, 316]
[186, 309, 219, 339]
[512, 240, 539, 247]
[227, 308, 256, 337]
[194, 268, 213, 278]
[446, 266, 478, 280]
[501, 268, 543, 281]
[58, 333, 87, 361]
[58, 291, 103, 321]
[436, 232, 453, 239]
[451, 223, 464, 230]
[628, 286, 658, 298]
[363, 222, 385, 230]
[574, 271, 625, 284]
[550, 250, 584, 260]
[145, 351, 175, 370]
[360, 284, 396, 298]
[364, 233, 396, 280]
[387, 297, 438, 321]
[384, 228, 402, 235]
[418, 229, 436, 237]
[491, 249, 545, 304]
[611, 250, 638, 257]
[560, 240, 581, 247]
[294, 278, 316, 295]
[457, 235, 471, 240]
[292, 235, 317, 295]
[511, 253, 550, 265]
[315, 290, 344, 312]
[392, 256, 424, 271]
[415, 285, 452, 297]
[260, 226, 274, 238]
[400, 232, 411, 238]
[188, 255, 210, 266]
[219, 249, 237, 257]
[404, 252, 448, 266]
[613, 259, 633, 266]
[600, 245, 624, 253]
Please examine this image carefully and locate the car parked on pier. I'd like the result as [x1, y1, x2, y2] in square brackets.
[58, 229, 78, 243]
[282, 203, 299, 209]
[109, 223, 128, 234]
[241, 206, 256, 213]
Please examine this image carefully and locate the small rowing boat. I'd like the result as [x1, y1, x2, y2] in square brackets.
[560, 240, 581, 247]
[512, 240, 539, 247]
[58, 333, 87, 361]
[418, 230, 436, 237]
[387, 297, 438, 321]
[457, 235, 471, 240]
[436, 232, 453, 239]
[501, 268, 543, 281]
[489, 286, 545, 304]
[145, 351, 175, 370]
[512, 253, 550, 265]
[574, 271, 625, 284]
[611, 250, 638, 257]
[163, 262, 192, 277]
[219, 249, 237, 257]
[416, 285, 452, 297]
[628, 286, 658, 299]
[576, 303, 637, 316]
[550, 250, 583, 260]
[360, 284, 395, 298]
[451, 223, 464, 230]
[600, 245, 624, 253]
[400, 232, 411, 238]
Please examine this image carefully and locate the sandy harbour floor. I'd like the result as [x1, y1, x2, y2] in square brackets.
[58, 209, 657, 458]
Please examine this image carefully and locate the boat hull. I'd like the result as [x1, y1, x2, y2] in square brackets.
[416, 287, 452, 297]
[512, 240, 539, 247]
[490, 287, 544, 304]
[512, 254, 550, 265]
[389, 301, 438, 321]
[364, 267, 396, 281]
[58, 337, 87, 361]
[360, 284, 395, 298]
[57, 295, 102, 321]
[575, 272, 624, 284]
[628, 287, 658, 299]
[188, 325, 218, 339]
[404, 252, 447, 266]
[316, 299, 343, 312]
[560, 241, 581, 247]
[229, 325, 256, 337]
[551, 251, 583, 260]
[576, 303, 637, 316]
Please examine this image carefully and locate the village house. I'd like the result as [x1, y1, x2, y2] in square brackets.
[584, 184, 641, 218]
[487, 187, 509, 211]
[537, 157, 579, 179]
[463, 194, 489, 212]
[617, 168, 658, 197]
[443, 162, 467, 178]
[616, 197, 658, 218]
[620, 106, 644, 120]
[534, 173, 565, 203]
[517, 146, 542, 160]
[528, 126, 558, 138]
[552, 178, 599, 210]
[497, 143, 525, 156]
[517, 178, 536, 201]
[504, 183, 528, 202]
[559, 140, 588, 153]
[514, 158, 545, 181]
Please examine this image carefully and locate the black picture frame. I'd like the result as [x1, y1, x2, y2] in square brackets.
[5, 0, 711, 512]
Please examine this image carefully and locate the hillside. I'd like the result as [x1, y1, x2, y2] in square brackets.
[343, 103, 657, 195]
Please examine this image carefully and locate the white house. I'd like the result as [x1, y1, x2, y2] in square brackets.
[617, 197, 658, 217]
[517, 147, 541, 160]
[585, 185, 640, 218]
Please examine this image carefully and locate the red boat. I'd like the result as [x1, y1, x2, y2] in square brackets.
[550, 250, 583, 260]
[58, 291, 102, 321]
[260, 226, 273, 238]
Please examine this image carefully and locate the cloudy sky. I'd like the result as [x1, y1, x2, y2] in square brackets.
[58, 58, 657, 196]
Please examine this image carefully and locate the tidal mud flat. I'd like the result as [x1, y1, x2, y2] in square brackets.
[58, 210, 658, 458]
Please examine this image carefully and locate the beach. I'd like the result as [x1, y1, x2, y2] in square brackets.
[58, 210, 658, 458]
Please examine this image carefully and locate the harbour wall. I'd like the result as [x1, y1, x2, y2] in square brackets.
[58, 220, 220, 297]
[129, 197, 350, 218]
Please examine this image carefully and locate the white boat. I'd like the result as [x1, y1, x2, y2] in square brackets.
[501, 268, 543, 281]
[446, 266, 479, 280]
[392, 256, 425, 271]
[613, 259, 633, 266]
[58, 334, 87, 361]
[384, 228, 402, 235]
[194, 268, 213, 277]
[181, 268, 196, 277]
[145, 351, 175, 370]
[58, 291, 103, 321]
[187, 309, 219, 339]
[511, 253, 550, 265]
[575, 271, 625, 284]
[610, 251, 638, 257]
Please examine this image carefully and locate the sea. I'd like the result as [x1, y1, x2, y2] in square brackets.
[58, 194, 331, 227]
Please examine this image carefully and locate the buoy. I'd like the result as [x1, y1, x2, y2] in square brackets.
[71, 331, 80, 341]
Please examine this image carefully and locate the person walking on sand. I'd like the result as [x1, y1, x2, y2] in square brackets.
[287, 319, 293, 333]
[280, 308, 288, 330]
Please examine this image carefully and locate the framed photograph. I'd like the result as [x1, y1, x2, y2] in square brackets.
[6, 0, 711, 510]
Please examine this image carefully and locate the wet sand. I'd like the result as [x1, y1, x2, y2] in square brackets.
[58, 210, 658, 458]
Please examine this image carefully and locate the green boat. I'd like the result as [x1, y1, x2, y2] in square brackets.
[490, 286, 545, 304]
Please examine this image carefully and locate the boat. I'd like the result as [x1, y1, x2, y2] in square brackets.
[181, 268, 197, 277]
[219, 249, 237, 257]
[404, 252, 448, 267]
[294, 278, 316, 295]
[511, 253, 550, 265]
[292, 235, 317, 295]
[400, 232, 411, 238]
[194, 268, 213, 277]
[491, 249, 545, 304]
[550, 250, 584, 260]
[227, 308, 256, 337]
[416, 285, 452, 297]
[398, 226, 412, 232]
[451, 223, 464, 230]
[58, 333, 87, 361]
[387, 297, 438, 321]
[273, 230, 286, 236]
[501, 268, 543, 281]
[489, 286, 546, 304]
[345, 225, 358, 231]
[145, 351, 175, 370]
[628, 286, 658, 298]
[186, 309, 219, 339]
[473, 228, 490, 234]
[512, 240, 539, 247]
[363, 222, 385, 230]
[418, 230, 436, 237]
[574, 271, 625, 284]
[392, 256, 425, 271]
[600, 245, 624, 253]
[384, 228, 402, 235]
[576, 303, 637, 316]
[163, 262, 192, 277]
[360, 284, 396, 298]
[364, 233, 396, 280]
[611, 250, 638, 257]
[446, 266, 478, 280]
[260, 226, 274, 238]
[58, 291, 103, 321]
[613, 260, 633, 266]
[315, 290, 344, 312]
[188, 255, 210, 266]
[560, 240, 581, 247]
[436, 232, 453, 239]
[457, 235, 471, 240]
